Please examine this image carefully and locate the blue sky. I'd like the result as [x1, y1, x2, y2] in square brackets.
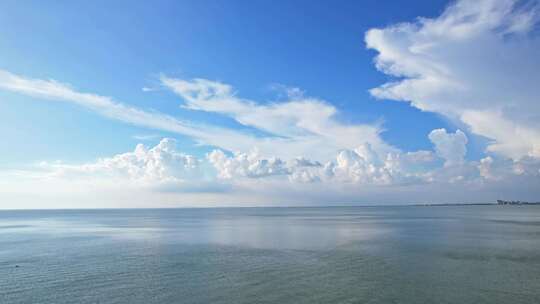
[0, 0, 455, 163]
[1, 0, 539, 208]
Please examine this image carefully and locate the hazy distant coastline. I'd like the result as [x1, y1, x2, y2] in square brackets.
[417, 200, 540, 207]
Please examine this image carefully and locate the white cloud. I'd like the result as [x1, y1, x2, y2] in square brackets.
[207, 149, 327, 183]
[38, 138, 201, 183]
[14, 128, 524, 194]
[404, 150, 435, 163]
[142, 86, 157, 92]
[161, 76, 394, 160]
[2, 131, 539, 207]
[207, 149, 289, 179]
[327, 143, 435, 185]
[366, 0, 540, 160]
[428, 128, 468, 167]
[207, 141, 434, 186]
[0, 69, 229, 141]
[0, 70, 416, 197]
[477, 156, 540, 198]
[0, 69, 391, 162]
[478, 156, 498, 180]
[132, 134, 163, 141]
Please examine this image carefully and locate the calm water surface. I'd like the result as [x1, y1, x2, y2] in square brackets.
[1, 206, 540, 303]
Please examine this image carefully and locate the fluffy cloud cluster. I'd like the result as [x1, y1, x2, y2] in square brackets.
[208, 141, 436, 185]
[366, 0, 540, 160]
[207, 149, 326, 183]
[5, 126, 539, 208]
[39, 138, 200, 183]
[30, 127, 539, 192]
[478, 155, 540, 181]
[207, 149, 290, 179]
[325, 145, 405, 185]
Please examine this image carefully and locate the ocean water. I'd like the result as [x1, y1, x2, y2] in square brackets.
[1, 206, 540, 304]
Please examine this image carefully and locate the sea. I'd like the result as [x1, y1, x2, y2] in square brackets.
[1, 206, 539, 303]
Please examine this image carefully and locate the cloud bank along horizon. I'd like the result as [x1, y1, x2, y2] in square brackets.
[1, 0, 539, 207]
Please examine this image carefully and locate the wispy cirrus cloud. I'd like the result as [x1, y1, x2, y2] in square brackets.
[132, 134, 164, 141]
[0, 70, 312, 158]
[0, 69, 390, 161]
[0, 69, 216, 138]
[160, 76, 393, 160]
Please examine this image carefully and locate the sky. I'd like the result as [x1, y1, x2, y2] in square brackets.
[0, 0, 539, 208]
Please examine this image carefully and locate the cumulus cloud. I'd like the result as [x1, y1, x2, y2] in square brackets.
[3, 131, 539, 207]
[327, 143, 436, 185]
[207, 141, 435, 186]
[19, 130, 493, 193]
[404, 150, 435, 163]
[478, 156, 498, 180]
[38, 138, 201, 183]
[207, 149, 289, 179]
[366, 0, 540, 160]
[205, 127, 534, 188]
[428, 128, 468, 166]
[207, 149, 327, 183]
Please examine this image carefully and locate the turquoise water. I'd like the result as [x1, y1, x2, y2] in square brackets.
[1, 206, 540, 303]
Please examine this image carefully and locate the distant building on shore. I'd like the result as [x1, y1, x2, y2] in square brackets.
[497, 200, 540, 205]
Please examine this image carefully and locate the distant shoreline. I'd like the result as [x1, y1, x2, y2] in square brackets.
[1, 202, 540, 211]
[416, 201, 540, 207]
